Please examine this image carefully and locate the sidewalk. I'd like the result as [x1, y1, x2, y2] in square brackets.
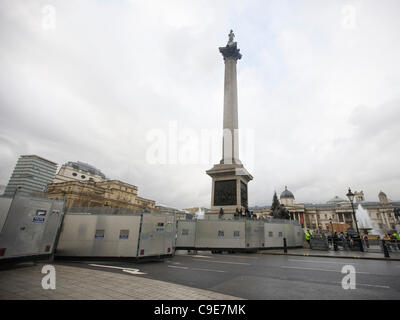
[0, 262, 242, 300]
[260, 248, 400, 261]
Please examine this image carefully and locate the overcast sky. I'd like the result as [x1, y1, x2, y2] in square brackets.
[1, 0, 400, 209]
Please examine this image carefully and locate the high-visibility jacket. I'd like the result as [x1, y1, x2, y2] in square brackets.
[394, 233, 400, 240]
[305, 232, 311, 240]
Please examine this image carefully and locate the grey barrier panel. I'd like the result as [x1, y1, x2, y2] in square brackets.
[0, 194, 65, 260]
[0, 197, 13, 232]
[310, 237, 329, 250]
[56, 213, 142, 257]
[138, 213, 176, 257]
[57, 212, 176, 258]
[245, 220, 265, 249]
[264, 222, 284, 248]
[195, 220, 246, 249]
[176, 220, 197, 248]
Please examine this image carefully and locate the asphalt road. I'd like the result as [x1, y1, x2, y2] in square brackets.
[58, 251, 400, 300]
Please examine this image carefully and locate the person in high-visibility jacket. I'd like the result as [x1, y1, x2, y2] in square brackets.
[305, 230, 312, 248]
[394, 232, 400, 249]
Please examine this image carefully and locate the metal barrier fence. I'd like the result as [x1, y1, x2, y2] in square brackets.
[325, 237, 400, 257]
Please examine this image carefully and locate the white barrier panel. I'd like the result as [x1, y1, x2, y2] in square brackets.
[294, 225, 304, 246]
[195, 220, 246, 249]
[176, 220, 197, 248]
[138, 213, 176, 257]
[56, 214, 141, 257]
[176, 219, 303, 250]
[245, 220, 265, 249]
[0, 195, 64, 260]
[56, 213, 176, 258]
[0, 197, 13, 232]
[283, 224, 294, 247]
[264, 222, 284, 248]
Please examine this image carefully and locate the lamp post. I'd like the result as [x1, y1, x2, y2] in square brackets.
[346, 187, 364, 252]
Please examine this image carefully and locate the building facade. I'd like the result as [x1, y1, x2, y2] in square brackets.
[251, 187, 400, 233]
[4, 155, 57, 196]
[46, 179, 155, 212]
[53, 161, 106, 184]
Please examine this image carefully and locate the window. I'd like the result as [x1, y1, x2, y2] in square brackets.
[218, 230, 224, 237]
[233, 231, 240, 238]
[119, 230, 129, 239]
[324, 214, 327, 219]
[72, 172, 77, 177]
[181, 229, 189, 236]
[278, 232, 283, 237]
[95, 230, 105, 239]
[157, 222, 164, 227]
[81, 175, 86, 179]
[269, 231, 273, 237]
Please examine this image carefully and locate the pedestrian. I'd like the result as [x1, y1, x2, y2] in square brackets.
[234, 207, 239, 220]
[389, 233, 397, 251]
[394, 232, 400, 249]
[305, 230, 312, 248]
[333, 232, 339, 251]
[219, 207, 224, 219]
[340, 232, 348, 250]
[383, 233, 392, 252]
[363, 234, 369, 249]
[346, 233, 352, 249]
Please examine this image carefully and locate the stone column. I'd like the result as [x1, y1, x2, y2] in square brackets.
[219, 36, 242, 165]
[206, 31, 252, 217]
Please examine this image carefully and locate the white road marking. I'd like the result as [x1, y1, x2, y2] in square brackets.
[89, 264, 146, 275]
[333, 282, 390, 289]
[281, 265, 370, 274]
[357, 283, 390, 289]
[190, 255, 212, 259]
[288, 259, 359, 265]
[221, 255, 259, 259]
[194, 259, 250, 265]
[167, 265, 189, 270]
[192, 268, 226, 273]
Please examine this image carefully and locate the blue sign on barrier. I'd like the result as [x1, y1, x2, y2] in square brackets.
[32, 216, 45, 223]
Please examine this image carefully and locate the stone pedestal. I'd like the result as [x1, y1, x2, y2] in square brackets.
[206, 163, 252, 218]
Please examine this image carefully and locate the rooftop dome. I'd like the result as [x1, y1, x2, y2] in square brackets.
[280, 186, 294, 199]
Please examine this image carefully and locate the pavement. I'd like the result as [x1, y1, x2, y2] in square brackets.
[0, 262, 241, 300]
[260, 247, 400, 261]
[1, 251, 399, 300]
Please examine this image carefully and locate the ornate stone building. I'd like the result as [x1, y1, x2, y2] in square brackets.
[53, 161, 107, 184]
[251, 187, 400, 233]
[46, 179, 155, 212]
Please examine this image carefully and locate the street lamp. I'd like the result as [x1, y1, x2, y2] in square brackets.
[346, 187, 364, 252]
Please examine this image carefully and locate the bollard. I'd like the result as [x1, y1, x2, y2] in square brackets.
[382, 240, 390, 258]
[283, 238, 288, 254]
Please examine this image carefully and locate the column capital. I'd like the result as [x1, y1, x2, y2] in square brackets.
[219, 42, 242, 60]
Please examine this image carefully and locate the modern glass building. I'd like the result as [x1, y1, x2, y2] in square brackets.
[4, 155, 58, 196]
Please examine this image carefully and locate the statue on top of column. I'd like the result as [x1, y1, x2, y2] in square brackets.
[228, 30, 235, 46]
